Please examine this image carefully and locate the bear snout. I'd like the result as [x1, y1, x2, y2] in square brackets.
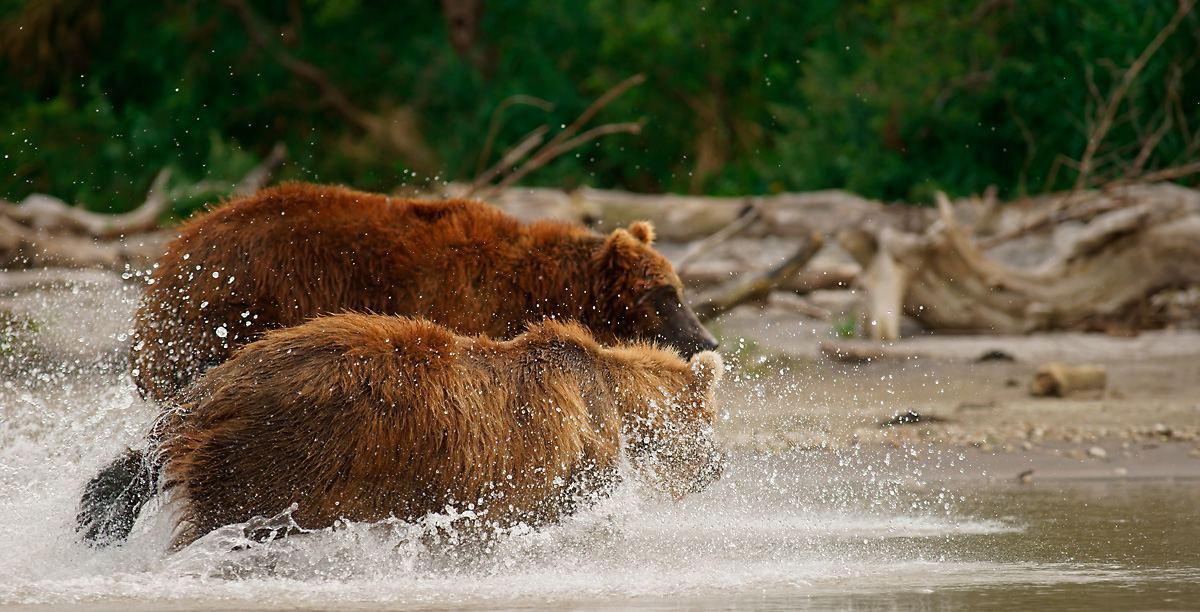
[644, 286, 719, 358]
[683, 328, 720, 355]
[654, 327, 718, 358]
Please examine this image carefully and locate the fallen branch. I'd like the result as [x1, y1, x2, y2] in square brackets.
[679, 260, 858, 294]
[1030, 362, 1107, 397]
[674, 202, 759, 274]
[1, 169, 172, 238]
[563, 188, 885, 242]
[0, 142, 287, 240]
[0, 214, 170, 269]
[0, 144, 288, 269]
[975, 189, 1142, 249]
[692, 229, 825, 321]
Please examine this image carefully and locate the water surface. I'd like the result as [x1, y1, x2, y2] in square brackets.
[1, 274, 1197, 610]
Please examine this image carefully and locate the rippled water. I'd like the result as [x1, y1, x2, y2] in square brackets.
[1, 273, 1198, 611]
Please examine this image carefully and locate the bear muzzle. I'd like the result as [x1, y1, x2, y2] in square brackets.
[646, 289, 719, 357]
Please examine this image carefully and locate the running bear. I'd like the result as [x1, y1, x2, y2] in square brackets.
[131, 182, 717, 403]
[80, 183, 720, 546]
[151, 314, 724, 548]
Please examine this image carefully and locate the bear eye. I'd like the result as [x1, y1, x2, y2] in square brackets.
[640, 285, 680, 313]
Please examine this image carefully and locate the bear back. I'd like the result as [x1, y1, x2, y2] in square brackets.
[131, 182, 716, 402]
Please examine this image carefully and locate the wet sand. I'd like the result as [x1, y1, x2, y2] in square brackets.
[713, 302, 1200, 483]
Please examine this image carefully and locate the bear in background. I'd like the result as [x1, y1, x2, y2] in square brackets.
[131, 182, 717, 403]
[148, 313, 724, 549]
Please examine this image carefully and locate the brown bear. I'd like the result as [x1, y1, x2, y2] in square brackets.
[146, 313, 724, 549]
[78, 182, 720, 547]
[130, 182, 717, 404]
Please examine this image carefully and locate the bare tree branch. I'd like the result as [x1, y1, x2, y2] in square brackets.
[474, 96, 554, 179]
[469, 76, 646, 197]
[1072, 0, 1196, 190]
[233, 141, 289, 196]
[542, 74, 645, 156]
[222, 0, 433, 169]
[1130, 160, 1200, 184]
[223, 0, 370, 130]
[470, 126, 549, 193]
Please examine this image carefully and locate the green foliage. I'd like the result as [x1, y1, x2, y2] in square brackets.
[2, 0, 1198, 213]
[832, 315, 858, 339]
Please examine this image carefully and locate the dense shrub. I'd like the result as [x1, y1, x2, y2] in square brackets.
[2, 0, 1197, 213]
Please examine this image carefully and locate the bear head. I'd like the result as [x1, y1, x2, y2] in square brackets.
[590, 221, 718, 358]
[616, 348, 725, 499]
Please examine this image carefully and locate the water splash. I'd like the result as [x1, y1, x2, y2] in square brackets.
[8, 271, 1186, 610]
[0, 362, 1013, 609]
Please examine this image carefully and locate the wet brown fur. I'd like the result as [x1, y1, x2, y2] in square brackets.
[132, 182, 716, 402]
[152, 314, 723, 549]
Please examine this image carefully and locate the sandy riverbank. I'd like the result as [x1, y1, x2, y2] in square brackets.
[712, 301, 1200, 481]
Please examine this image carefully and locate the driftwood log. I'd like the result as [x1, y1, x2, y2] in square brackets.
[493, 181, 1200, 336]
[5, 167, 1199, 338]
[692, 230, 825, 322]
[486, 186, 900, 241]
[844, 183, 1200, 339]
[1030, 362, 1108, 397]
[0, 144, 286, 270]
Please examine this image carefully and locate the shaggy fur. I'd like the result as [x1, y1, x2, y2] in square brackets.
[131, 182, 717, 403]
[78, 183, 719, 547]
[150, 314, 724, 549]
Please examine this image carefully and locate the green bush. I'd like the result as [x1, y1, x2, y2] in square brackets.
[2, 0, 1197, 214]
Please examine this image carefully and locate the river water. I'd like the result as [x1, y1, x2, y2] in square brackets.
[1, 272, 1198, 611]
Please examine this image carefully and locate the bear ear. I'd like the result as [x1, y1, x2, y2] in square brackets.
[601, 227, 640, 259]
[688, 351, 724, 386]
[628, 221, 656, 245]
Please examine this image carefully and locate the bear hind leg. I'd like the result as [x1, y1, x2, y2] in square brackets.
[76, 449, 160, 547]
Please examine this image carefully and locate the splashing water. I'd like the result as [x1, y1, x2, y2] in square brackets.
[1, 271, 1196, 610]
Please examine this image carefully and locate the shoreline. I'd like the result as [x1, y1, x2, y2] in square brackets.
[713, 305, 1200, 482]
[724, 440, 1200, 485]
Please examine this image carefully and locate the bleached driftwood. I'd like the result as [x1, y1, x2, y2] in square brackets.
[0, 144, 287, 270]
[568, 187, 891, 242]
[692, 230, 825, 322]
[680, 261, 858, 293]
[847, 183, 1200, 339]
[1030, 362, 1107, 397]
[1, 170, 173, 239]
